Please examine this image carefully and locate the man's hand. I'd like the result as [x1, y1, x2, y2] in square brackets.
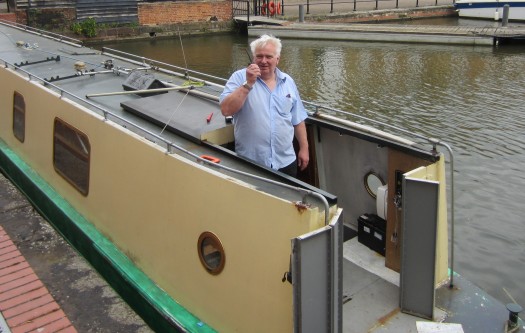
[297, 148, 309, 171]
[246, 64, 260, 86]
[294, 122, 309, 171]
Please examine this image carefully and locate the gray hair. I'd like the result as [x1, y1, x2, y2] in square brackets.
[250, 34, 282, 57]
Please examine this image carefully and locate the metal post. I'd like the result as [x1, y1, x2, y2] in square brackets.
[502, 4, 510, 27]
[330, 0, 334, 13]
[353, 0, 357, 11]
[299, 4, 305, 22]
[306, 0, 310, 14]
[247, 0, 251, 25]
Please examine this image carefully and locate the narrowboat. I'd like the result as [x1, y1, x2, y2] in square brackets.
[0, 20, 521, 333]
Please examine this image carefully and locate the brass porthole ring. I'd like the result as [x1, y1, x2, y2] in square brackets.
[197, 232, 225, 275]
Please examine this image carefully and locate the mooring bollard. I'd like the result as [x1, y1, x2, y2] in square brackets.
[502, 4, 510, 27]
[506, 303, 522, 329]
[299, 4, 305, 22]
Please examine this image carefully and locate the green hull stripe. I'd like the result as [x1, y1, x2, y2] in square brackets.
[0, 139, 216, 333]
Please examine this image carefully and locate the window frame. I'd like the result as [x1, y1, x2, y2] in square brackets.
[13, 91, 26, 143]
[53, 118, 91, 196]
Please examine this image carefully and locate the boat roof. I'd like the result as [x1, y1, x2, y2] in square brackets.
[0, 21, 334, 210]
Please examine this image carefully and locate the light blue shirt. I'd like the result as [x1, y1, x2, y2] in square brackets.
[220, 68, 308, 170]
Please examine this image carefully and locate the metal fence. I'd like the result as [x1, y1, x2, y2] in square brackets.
[233, 0, 452, 18]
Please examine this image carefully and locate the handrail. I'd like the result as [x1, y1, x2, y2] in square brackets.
[1, 58, 331, 225]
[279, 0, 449, 15]
[0, 19, 83, 47]
[101, 47, 227, 87]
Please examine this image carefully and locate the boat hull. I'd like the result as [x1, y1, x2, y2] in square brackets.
[455, 0, 525, 20]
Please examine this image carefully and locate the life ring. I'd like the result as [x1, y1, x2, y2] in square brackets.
[276, 2, 282, 15]
[269, 1, 275, 16]
[261, 3, 267, 16]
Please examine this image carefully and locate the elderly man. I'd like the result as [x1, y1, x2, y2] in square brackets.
[220, 34, 309, 177]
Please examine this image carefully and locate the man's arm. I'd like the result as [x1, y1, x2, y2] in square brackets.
[294, 121, 309, 171]
[220, 85, 251, 117]
[220, 64, 260, 117]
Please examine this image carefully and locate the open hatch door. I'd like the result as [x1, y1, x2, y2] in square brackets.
[399, 167, 440, 320]
[291, 209, 343, 333]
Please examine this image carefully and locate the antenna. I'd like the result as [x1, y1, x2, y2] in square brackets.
[177, 26, 189, 79]
[245, 48, 253, 65]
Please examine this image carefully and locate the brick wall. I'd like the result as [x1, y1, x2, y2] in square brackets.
[139, 1, 232, 26]
[0, 13, 17, 23]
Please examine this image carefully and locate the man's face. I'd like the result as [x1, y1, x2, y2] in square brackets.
[254, 43, 280, 79]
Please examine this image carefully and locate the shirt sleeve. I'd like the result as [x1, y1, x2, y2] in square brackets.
[219, 69, 246, 104]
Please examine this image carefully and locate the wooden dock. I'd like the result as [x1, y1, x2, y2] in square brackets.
[245, 20, 525, 46]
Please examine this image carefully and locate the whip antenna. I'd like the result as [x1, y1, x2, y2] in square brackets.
[245, 48, 253, 65]
[177, 26, 189, 79]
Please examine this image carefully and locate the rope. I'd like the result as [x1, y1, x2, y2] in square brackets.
[159, 89, 191, 135]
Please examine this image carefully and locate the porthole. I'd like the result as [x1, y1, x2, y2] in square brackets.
[197, 232, 225, 275]
[364, 171, 385, 199]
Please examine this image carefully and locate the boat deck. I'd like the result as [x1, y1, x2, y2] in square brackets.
[248, 21, 525, 45]
[342, 238, 511, 332]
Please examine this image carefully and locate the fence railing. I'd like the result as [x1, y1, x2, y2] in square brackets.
[233, 0, 451, 19]
[232, 0, 251, 19]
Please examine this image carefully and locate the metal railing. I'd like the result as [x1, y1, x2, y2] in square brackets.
[285, 0, 447, 15]
[233, 0, 251, 21]
[0, 19, 82, 46]
[234, 0, 452, 19]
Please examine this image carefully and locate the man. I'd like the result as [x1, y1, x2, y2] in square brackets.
[219, 34, 309, 177]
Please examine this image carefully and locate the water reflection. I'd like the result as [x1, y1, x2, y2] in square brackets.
[101, 35, 525, 307]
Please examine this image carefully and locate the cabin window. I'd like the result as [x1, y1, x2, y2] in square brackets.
[197, 232, 225, 275]
[53, 118, 90, 195]
[13, 92, 25, 143]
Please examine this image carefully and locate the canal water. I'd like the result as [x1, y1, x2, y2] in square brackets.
[102, 32, 525, 309]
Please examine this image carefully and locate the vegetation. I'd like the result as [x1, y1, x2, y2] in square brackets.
[70, 18, 141, 38]
[71, 17, 98, 38]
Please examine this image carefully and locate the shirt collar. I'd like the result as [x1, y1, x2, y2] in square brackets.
[275, 68, 286, 82]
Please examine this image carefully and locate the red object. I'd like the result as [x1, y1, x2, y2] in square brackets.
[206, 112, 213, 123]
[200, 155, 221, 163]
[269, 1, 275, 15]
